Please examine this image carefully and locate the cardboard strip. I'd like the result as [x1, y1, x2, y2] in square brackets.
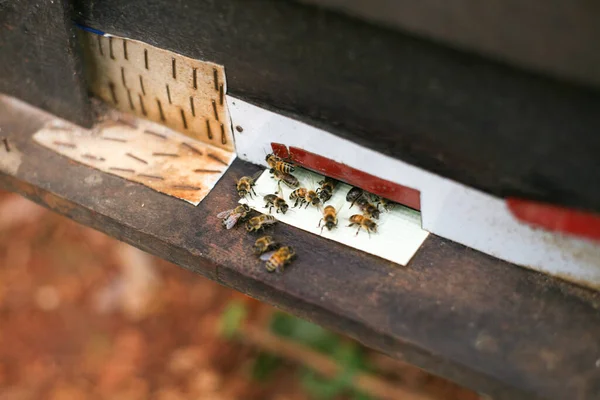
[33, 114, 234, 205]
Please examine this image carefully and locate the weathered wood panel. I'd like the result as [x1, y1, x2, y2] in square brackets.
[2, 98, 600, 400]
[74, 0, 600, 214]
[0, 0, 92, 126]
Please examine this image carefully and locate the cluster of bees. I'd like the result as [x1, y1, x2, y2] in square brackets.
[217, 152, 395, 273]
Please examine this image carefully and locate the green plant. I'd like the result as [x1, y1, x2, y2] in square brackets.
[219, 301, 248, 339]
[219, 303, 374, 399]
[270, 312, 373, 400]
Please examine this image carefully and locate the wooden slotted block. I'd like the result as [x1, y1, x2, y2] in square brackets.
[79, 31, 233, 152]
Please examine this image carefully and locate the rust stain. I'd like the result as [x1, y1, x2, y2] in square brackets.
[40, 192, 76, 215]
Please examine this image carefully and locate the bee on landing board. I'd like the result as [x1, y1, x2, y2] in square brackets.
[346, 187, 380, 219]
[272, 169, 300, 192]
[304, 189, 320, 208]
[270, 160, 295, 175]
[289, 188, 321, 209]
[368, 194, 395, 212]
[316, 177, 337, 203]
[246, 214, 277, 232]
[318, 205, 338, 234]
[264, 194, 289, 214]
[253, 235, 280, 256]
[266, 152, 295, 173]
[378, 197, 396, 211]
[237, 176, 257, 198]
[348, 214, 378, 237]
[346, 187, 365, 208]
[217, 204, 251, 229]
[260, 245, 296, 273]
[289, 188, 307, 208]
[265, 153, 282, 168]
[356, 196, 381, 219]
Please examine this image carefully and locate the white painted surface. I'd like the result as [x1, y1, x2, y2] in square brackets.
[228, 95, 600, 288]
[243, 168, 429, 266]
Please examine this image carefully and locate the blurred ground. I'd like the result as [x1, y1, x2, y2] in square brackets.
[0, 190, 479, 400]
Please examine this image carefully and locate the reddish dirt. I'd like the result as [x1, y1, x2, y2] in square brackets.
[0, 191, 478, 400]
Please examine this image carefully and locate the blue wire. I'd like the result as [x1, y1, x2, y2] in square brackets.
[74, 23, 105, 36]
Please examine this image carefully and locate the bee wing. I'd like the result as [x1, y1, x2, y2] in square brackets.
[259, 250, 277, 261]
[333, 200, 345, 211]
[224, 214, 242, 229]
[217, 209, 234, 218]
[251, 170, 264, 181]
[306, 174, 320, 191]
[368, 192, 380, 202]
[259, 191, 276, 199]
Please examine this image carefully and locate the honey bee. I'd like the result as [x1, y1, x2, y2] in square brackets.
[378, 197, 395, 211]
[264, 194, 289, 214]
[272, 169, 300, 190]
[253, 235, 280, 255]
[318, 205, 338, 234]
[316, 178, 337, 203]
[368, 194, 395, 211]
[270, 160, 295, 175]
[260, 246, 296, 273]
[246, 214, 277, 232]
[237, 176, 257, 198]
[368, 193, 380, 204]
[356, 196, 381, 219]
[304, 190, 320, 208]
[217, 204, 251, 229]
[289, 188, 307, 207]
[346, 187, 365, 208]
[347, 214, 378, 237]
[289, 188, 320, 208]
[265, 153, 282, 168]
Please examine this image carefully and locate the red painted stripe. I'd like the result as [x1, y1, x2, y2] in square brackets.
[506, 198, 600, 242]
[270, 142, 289, 159]
[271, 143, 421, 210]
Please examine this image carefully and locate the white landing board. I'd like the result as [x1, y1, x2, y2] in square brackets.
[242, 168, 429, 266]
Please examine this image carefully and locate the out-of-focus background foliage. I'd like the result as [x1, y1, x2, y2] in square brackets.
[0, 191, 479, 400]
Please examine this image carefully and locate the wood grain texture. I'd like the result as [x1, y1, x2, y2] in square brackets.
[73, 0, 600, 215]
[0, 0, 92, 127]
[2, 97, 600, 400]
